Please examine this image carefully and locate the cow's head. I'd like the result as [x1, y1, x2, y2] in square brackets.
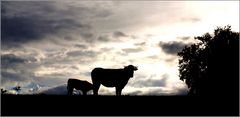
[124, 65, 138, 78]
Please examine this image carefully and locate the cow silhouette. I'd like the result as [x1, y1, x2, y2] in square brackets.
[91, 65, 138, 95]
[67, 78, 93, 95]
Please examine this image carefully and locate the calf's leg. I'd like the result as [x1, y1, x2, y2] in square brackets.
[116, 87, 122, 96]
[82, 90, 87, 95]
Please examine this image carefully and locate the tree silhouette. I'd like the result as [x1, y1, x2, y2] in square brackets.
[178, 25, 239, 96]
[1, 88, 8, 94]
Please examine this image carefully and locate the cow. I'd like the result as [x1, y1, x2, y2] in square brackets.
[67, 78, 93, 95]
[91, 65, 138, 96]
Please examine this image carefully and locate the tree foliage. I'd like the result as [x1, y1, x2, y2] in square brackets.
[178, 25, 239, 96]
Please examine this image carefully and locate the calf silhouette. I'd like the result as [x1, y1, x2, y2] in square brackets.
[91, 65, 138, 95]
[67, 78, 93, 95]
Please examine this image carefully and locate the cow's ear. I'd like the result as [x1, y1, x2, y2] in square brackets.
[124, 66, 129, 70]
[134, 66, 138, 70]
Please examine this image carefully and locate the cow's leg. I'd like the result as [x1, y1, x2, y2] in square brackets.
[116, 87, 122, 96]
[82, 90, 87, 95]
[93, 83, 100, 95]
[67, 87, 73, 95]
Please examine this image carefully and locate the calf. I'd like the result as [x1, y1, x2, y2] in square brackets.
[67, 78, 93, 95]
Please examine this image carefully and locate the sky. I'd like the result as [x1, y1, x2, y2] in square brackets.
[1, 1, 239, 95]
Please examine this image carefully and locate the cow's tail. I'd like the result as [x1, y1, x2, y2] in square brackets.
[67, 79, 71, 95]
[67, 79, 69, 90]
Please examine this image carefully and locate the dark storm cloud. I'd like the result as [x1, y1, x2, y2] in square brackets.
[113, 31, 128, 38]
[1, 54, 37, 65]
[1, 54, 26, 66]
[2, 16, 46, 47]
[159, 41, 189, 55]
[1, 1, 108, 48]
[2, 14, 90, 47]
[1, 54, 37, 85]
[1, 54, 37, 68]
[1, 70, 32, 85]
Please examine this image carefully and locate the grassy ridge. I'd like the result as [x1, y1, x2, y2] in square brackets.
[1, 94, 238, 116]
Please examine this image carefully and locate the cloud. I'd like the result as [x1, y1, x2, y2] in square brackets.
[97, 31, 131, 42]
[181, 17, 201, 23]
[74, 44, 88, 49]
[129, 74, 168, 88]
[94, 9, 113, 18]
[1, 53, 38, 71]
[173, 87, 188, 95]
[1, 54, 38, 85]
[113, 31, 128, 38]
[2, 16, 46, 47]
[38, 84, 68, 95]
[2, 14, 91, 46]
[130, 78, 167, 88]
[1, 70, 31, 85]
[66, 50, 97, 58]
[36, 47, 98, 71]
[1, 1, 112, 48]
[125, 87, 186, 96]
[134, 42, 146, 46]
[80, 32, 94, 39]
[1, 1, 201, 95]
[97, 35, 111, 42]
[159, 41, 189, 55]
[0, 50, 95, 88]
[122, 47, 143, 53]
[177, 36, 191, 40]
[1, 54, 27, 66]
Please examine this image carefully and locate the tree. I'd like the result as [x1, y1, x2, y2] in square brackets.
[178, 25, 239, 96]
[1, 88, 8, 94]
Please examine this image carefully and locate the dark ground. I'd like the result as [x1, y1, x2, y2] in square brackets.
[1, 94, 239, 116]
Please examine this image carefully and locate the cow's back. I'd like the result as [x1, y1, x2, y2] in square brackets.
[91, 68, 125, 80]
[68, 79, 79, 86]
[91, 68, 129, 87]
